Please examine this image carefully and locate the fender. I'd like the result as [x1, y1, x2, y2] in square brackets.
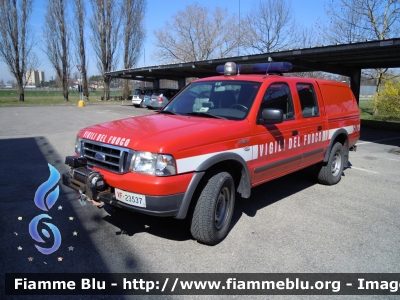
[324, 128, 349, 166]
[174, 152, 251, 219]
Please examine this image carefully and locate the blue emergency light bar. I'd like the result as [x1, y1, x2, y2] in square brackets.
[216, 62, 292, 75]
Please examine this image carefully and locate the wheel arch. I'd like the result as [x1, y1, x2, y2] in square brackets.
[196, 152, 251, 198]
[324, 129, 350, 166]
[174, 152, 251, 219]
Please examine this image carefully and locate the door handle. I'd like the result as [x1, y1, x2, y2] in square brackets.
[292, 130, 298, 136]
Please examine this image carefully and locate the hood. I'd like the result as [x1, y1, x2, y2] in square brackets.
[78, 113, 249, 153]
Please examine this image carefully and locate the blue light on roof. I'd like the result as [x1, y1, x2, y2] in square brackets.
[216, 62, 292, 75]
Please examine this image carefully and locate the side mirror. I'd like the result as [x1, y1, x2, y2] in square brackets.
[258, 108, 284, 124]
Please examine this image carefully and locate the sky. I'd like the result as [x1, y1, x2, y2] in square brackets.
[0, 0, 327, 83]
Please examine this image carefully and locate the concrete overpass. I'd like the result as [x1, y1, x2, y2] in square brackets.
[105, 38, 400, 103]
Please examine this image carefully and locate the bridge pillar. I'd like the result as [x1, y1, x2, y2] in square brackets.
[350, 69, 361, 105]
[153, 79, 160, 90]
[178, 77, 186, 89]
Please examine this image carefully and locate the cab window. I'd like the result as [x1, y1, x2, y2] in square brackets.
[259, 83, 294, 120]
[297, 83, 319, 118]
[163, 81, 260, 120]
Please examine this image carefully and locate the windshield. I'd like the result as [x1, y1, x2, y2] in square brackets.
[162, 81, 261, 120]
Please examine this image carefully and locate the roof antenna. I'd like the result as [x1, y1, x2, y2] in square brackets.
[264, 57, 273, 78]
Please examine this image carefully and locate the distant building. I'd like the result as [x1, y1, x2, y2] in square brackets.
[25, 70, 45, 86]
[360, 85, 376, 96]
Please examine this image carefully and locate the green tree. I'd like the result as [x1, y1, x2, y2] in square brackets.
[375, 77, 400, 118]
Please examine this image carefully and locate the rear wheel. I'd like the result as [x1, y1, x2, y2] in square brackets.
[317, 142, 344, 185]
[190, 171, 235, 245]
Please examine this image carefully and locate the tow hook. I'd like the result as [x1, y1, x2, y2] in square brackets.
[88, 199, 104, 208]
[78, 190, 104, 208]
[78, 191, 88, 206]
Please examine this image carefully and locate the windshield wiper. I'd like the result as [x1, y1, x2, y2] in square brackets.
[159, 110, 180, 115]
[186, 112, 227, 119]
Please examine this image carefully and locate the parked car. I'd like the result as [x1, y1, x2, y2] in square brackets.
[140, 89, 154, 108]
[147, 89, 179, 109]
[131, 88, 146, 107]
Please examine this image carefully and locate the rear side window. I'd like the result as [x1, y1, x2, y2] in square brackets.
[259, 83, 294, 120]
[297, 83, 319, 118]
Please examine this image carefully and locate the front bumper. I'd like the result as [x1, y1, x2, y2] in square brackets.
[98, 191, 183, 216]
[61, 166, 184, 217]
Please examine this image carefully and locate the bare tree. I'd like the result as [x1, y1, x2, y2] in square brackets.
[323, 0, 400, 113]
[72, 0, 89, 98]
[89, 0, 122, 100]
[43, 0, 71, 101]
[298, 27, 323, 49]
[323, 0, 400, 43]
[153, 3, 238, 63]
[121, 0, 146, 100]
[240, 0, 299, 54]
[319, 4, 364, 44]
[0, 0, 37, 102]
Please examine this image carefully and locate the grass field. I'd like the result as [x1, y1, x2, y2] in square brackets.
[359, 99, 400, 122]
[359, 99, 376, 119]
[0, 89, 123, 106]
[359, 98, 400, 131]
[1, 89, 399, 124]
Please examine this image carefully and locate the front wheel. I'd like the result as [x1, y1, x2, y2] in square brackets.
[317, 142, 344, 185]
[190, 171, 235, 245]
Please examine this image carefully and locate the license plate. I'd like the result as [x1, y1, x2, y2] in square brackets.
[115, 188, 146, 208]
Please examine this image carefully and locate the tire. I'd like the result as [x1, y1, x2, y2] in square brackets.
[190, 171, 235, 245]
[317, 142, 344, 185]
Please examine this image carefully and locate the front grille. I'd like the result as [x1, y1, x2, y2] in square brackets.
[82, 140, 134, 173]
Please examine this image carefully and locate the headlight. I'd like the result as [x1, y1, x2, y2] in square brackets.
[156, 154, 176, 176]
[129, 151, 176, 176]
[75, 137, 82, 155]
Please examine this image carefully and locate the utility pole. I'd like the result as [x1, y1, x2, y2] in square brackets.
[238, 0, 241, 56]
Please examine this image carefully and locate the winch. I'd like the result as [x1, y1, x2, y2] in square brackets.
[62, 156, 107, 205]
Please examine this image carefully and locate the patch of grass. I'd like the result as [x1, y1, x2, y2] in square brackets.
[359, 99, 400, 122]
[359, 98, 400, 131]
[359, 99, 374, 120]
[0, 89, 122, 106]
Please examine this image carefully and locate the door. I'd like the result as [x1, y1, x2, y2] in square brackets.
[250, 82, 303, 185]
[296, 82, 328, 167]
